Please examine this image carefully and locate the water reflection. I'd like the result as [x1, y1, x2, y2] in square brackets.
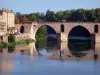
[35, 37, 58, 56]
[8, 45, 15, 53]
[1, 37, 100, 75]
[0, 48, 3, 53]
[68, 40, 91, 57]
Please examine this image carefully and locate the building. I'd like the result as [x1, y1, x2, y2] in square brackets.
[0, 8, 15, 43]
[0, 8, 15, 35]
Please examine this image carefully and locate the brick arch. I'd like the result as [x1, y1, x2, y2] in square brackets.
[68, 25, 91, 38]
[34, 24, 57, 39]
[78, 25, 93, 34]
[68, 25, 92, 35]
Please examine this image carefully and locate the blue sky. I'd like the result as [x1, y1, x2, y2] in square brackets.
[0, 0, 100, 14]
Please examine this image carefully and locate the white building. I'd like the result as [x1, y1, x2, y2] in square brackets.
[0, 8, 15, 36]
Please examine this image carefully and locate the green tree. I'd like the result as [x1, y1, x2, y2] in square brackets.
[36, 26, 47, 40]
[95, 8, 100, 22]
[29, 13, 37, 22]
[15, 8, 100, 22]
[70, 9, 86, 21]
[45, 10, 57, 22]
[85, 9, 95, 22]
[63, 10, 71, 21]
[56, 11, 64, 21]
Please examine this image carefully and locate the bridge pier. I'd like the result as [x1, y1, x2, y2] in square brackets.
[28, 43, 38, 56]
[30, 25, 36, 40]
[60, 42, 72, 56]
[61, 33, 68, 42]
[95, 34, 100, 43]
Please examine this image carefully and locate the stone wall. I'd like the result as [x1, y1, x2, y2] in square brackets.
[0, 35, 8, 43]
[15, 33, 30, 41]
[3, 35, 8, 43]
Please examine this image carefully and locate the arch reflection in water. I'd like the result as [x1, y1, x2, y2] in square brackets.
[35, 37, 58, 56]
[68, 41, 91, 57]
[68, 25, 91, 57]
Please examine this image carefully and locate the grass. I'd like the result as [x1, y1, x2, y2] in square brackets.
[0, 39, 35, 48]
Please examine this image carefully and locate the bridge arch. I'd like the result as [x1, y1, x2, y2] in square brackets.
[35, 25, 57, 39]
[68, 25, 91, 40]
[68, 25, 91, 57]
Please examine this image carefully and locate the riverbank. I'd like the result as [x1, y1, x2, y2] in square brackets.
[0, 39, 35, 48]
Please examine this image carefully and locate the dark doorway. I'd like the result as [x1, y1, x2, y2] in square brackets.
[20, 25, 24, 33]
[94, 24, 98, 33]
[61, 24, 64, 32]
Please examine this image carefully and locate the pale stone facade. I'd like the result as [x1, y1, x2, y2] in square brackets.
[0, 8, 15, 36]
[0, 22, 7, 35]
[0, 8, 15, 43]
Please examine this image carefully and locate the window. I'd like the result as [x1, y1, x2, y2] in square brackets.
[20, 25, 24, 33]
[61, 24, 64, 32]
[94, 24, 98, 33]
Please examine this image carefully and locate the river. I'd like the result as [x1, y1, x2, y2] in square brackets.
[0, 37, 100, 75]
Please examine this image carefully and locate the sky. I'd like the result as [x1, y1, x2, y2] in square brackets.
[0, 0, 100, 14]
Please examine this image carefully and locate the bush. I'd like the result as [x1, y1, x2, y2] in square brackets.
[0, 42, 7, 48]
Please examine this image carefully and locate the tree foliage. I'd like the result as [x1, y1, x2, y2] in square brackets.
[15, 8, 100, 23]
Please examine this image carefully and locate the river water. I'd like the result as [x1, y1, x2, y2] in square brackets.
[0, 37, 100, 75]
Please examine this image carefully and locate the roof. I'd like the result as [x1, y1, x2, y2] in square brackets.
[0, 8, 13, 14]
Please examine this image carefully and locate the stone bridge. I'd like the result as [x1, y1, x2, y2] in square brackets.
[16, 22, 100, 42]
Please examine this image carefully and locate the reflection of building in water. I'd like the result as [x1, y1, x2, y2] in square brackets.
[1, 41, 100, 61]
[0, 43, 39, 56]
[0, 48, 8, 54]
[13, 43, 38, 56]
[0, 55, 14, 75]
